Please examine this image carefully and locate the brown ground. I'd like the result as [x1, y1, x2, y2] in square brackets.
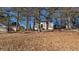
[0, 30, 79, 51]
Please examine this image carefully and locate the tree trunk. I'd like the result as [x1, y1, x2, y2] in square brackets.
[46, 20, 48, 30]
[46, 17, 49, 30]
[38, 19, 41, 32]
[16, 11, 19, 32]
[33, 19, 35, 31]
[67, 17, 71, 29]
[7, 15, 10, 33]
[26, 17, 29, 31]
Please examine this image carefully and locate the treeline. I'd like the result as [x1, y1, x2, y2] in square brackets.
[0, 7, 79, 32]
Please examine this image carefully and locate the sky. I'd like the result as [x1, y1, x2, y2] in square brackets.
[5, 7, 63, 29]
[3, 7, 79, 29]
[8, 8, 50, 29]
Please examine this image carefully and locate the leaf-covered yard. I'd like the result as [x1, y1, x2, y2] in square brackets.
[0, 31, 79, 51]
